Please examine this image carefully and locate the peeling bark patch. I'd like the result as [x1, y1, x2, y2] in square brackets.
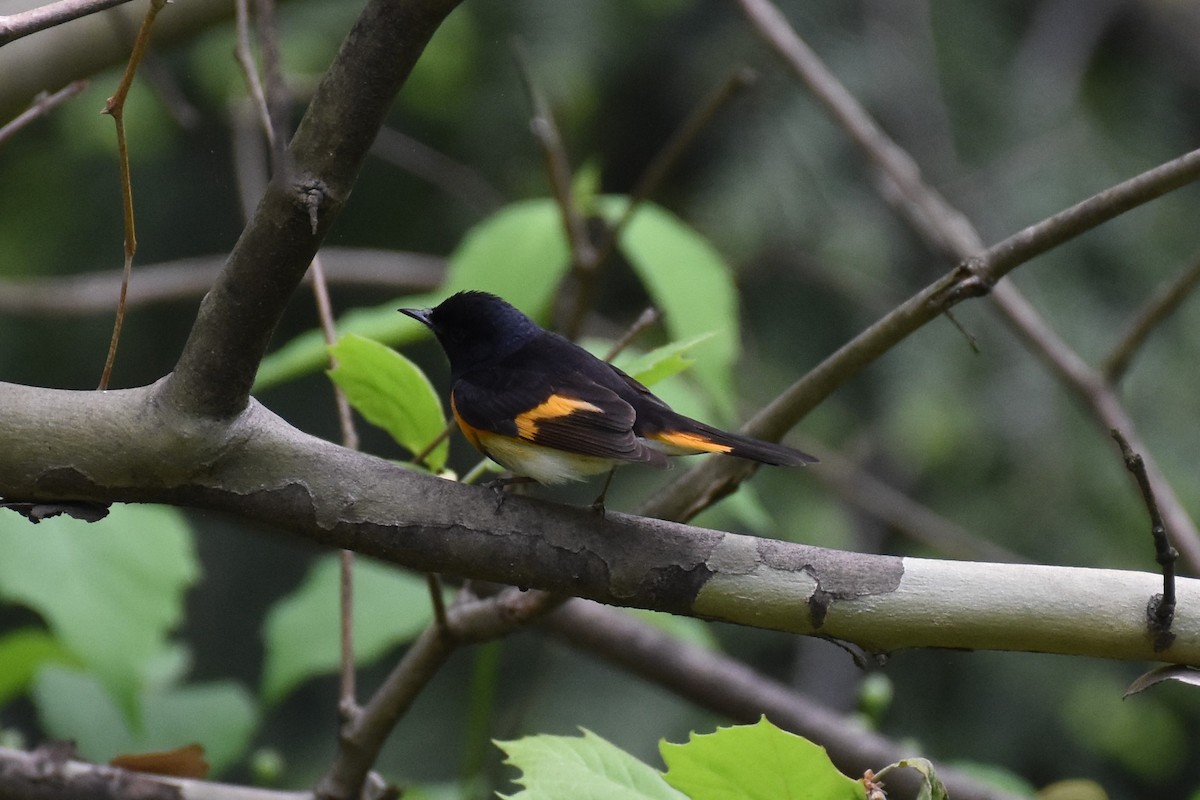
[808, 584, 834, 629]
[641, 561, 716, 615]
[754, 540, 904, 631]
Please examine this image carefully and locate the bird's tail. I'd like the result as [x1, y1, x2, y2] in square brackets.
[644, 422, 817, 467]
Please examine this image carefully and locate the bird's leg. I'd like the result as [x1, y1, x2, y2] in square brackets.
[589, 468, 617, 516]
[484, 475, 535, 512]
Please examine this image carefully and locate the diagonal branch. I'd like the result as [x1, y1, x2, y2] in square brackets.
[0, 79, 86, 145]
[0, 0, 134, 47]
[1103, 250, 1200, 383]
[160, 0, 461, 419]
[643, 0, 1200, 569]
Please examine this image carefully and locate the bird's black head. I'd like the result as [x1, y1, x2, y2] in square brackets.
[400, 291, 542, 376]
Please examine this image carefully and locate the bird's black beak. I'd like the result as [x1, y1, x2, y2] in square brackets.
[399, 307, 433, 328]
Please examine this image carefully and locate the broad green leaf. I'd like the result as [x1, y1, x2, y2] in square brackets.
[34, 666, 134, 756]
[261, 555, 442, 705]
[439, 197, 570, 309]
[0, 628, 76, 705]
[255, 198, 571, 391]
[254, 293, 440, 393]
[616, 333, 716, 388]
[598, 198, 739, 420]
[661, 717, 864, 800]
[33, 666, 256, 776]
[0, 504, 198, 713]
[497, 728, 686, 800]
[328, 333, 448, 470]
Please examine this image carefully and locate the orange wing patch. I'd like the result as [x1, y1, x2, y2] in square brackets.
[648, 430, 734, 455]
[514, 394, 603, 441]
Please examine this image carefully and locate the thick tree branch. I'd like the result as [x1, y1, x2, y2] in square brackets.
[160, 0, 461, 419]
[1, 379, 1198, 665]
[0, 743, 307, 800]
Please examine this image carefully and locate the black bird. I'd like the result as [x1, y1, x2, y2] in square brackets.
[401, 291, 816, 499]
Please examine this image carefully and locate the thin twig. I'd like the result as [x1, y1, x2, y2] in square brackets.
[512, 40, 599, 340]
[410, 423, 453, 469]
[310, 260, 360, 450]
[372, 126, 506, 214]
[1110, 428, 1177, 651]
[0, 0, 133, 47]
[253, 0, 288, 176]
[337, 549, 358, 719]
[312, 254, 363, 717]
[597, 65, 758, 267]
[0, 80, 87, 146]
[0, 249, 445, 315]
[602, 306, 661, 362]
[233, 0, 275, 152]
[316, 588, 566, 800]
[98, 0, 168, 390]
[512, 40, 594, 271]
[426, 573, 448, 633]
[1103, 251, 1200, 383]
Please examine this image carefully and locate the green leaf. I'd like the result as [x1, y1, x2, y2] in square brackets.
[616, 333, 716, 388]
[497, 728, 687, 800]
[33, 666, 256, 776]
[661, 717, 865, 800]
[0, 629, 77, 706]
[598, 198, 740, 420]
[328, 333, 448, 470]
[255, 198, 571, 391]
[0, 504, 198, 714]
[261, 555, 442, 705]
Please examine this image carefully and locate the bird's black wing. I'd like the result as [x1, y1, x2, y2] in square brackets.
[451, 365, 667, 466]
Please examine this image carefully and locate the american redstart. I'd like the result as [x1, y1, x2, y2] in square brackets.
[401, 291, 816, 497]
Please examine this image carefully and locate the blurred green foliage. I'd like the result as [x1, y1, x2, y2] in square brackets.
[2, 1, 1200, 798]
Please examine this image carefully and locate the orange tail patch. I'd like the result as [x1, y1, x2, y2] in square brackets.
[649, 430, 734, 455]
